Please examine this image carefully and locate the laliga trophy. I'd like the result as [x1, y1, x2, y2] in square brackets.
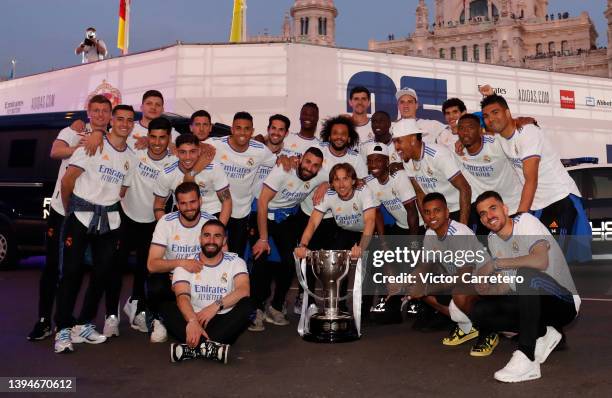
[296, 250, 360, 343]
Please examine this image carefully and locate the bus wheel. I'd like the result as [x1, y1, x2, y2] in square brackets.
[0, 224, 16, 270]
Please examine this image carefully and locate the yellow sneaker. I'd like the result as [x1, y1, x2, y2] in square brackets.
[470, 333, 499, 357]
[442, 326, 479, 346]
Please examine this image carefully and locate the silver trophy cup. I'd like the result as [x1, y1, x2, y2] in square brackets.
[297, 249, 359, 343]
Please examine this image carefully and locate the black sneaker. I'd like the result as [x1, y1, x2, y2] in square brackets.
[170, 343, 199, 362]
[200, 340, 230, 364]
[27, 318, 52, 341]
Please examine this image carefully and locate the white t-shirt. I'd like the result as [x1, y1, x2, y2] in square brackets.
[314, 185, 377, 232]
[151, 211, 217, 261]
[365, 170, 416, 230]
[454, 135, 522, 215]
[121, 149, 177, 223]
[406, 143, 463, 213]
[172, 252, 248, 314]
[263, 165, 327, 220]
[128, 122, 181, 150]
[251, 144, 296, 200]
[301, 143, 368, 217]
[282, 132, 322, 156]
[154, 160, 229, 215]
[359, 139, 402, 165]
[79, 39, 107, 63]
[497, 125, 580, 210]
[50, 125, 92, 216]
[68, 139, 135, 231]
[424, 220, 489, 275]
[392, 118, 447, 144]
[354, 118, 373, 144]
[487, 213, 580, 312]
[211, 137, 277, 218]
[435, 125, 459, 149]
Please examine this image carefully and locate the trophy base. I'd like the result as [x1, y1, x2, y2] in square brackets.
[303, 312, 359, 343]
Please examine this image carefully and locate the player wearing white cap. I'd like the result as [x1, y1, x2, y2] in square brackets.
[392, 118, 472, 226]
[393, 87, 447, 144]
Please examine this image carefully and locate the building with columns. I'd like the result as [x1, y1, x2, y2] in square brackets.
[248, 0, 338, 46]
[369, 0, 612, 78]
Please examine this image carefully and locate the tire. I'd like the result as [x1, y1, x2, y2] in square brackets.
[0, 224, 16, 270]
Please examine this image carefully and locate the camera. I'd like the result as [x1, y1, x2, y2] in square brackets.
[83, 29, 96, 46]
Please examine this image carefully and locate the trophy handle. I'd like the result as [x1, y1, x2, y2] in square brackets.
[294, 256, 327, 302]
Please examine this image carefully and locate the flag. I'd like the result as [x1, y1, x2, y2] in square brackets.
[230, 0, 247, 43]
[117, 0, 131, 54]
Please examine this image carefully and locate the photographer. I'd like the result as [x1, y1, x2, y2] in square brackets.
[75, 27, 107, 63]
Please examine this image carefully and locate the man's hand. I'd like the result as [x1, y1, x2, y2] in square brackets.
[134, 136, 148, 150]
[70, 120, 86, 133]
[186, 319, 208, 348]
[312, 182, 329, 206]
[514, 116, 538, 130]
[454, 139, 465, 156]
[181, 258, 204, 273]
[196, 303, 219, 328]
[84, 130, 104, 156]
[252, 239, 271, 260]
[276, 155, 299, 172]
[200, 143, 216, 164]
[350, 244, 362, 260]
[294, 247, 309, 259]
[479, 84, 494, 97]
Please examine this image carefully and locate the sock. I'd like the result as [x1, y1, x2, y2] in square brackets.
[449, 299, 472, 334]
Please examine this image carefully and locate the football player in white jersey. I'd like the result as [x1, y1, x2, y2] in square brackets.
[282, 103, 322, 156]
[349, 86, 373, 143]
[189, 109, 213, 142]
[27, 94, 111, 341]
[53, 104, 135, 354]
[359, 111, 403, 166]
[296, 163, 378, 260]
[454, 114, 522, 234]
[394, 87, 447, 144]
[392, 118, 472, 226]
[473, 191, 580, 383]
[363, 142, 418, 235]
[406, 193, 487, 338]
[436, 98, 467, 149]
[210, 112, 277, 258]
[249, 147, 326, 330]
[154, 134, 231, 225]
[109, 117, 177, 337]
[480, 94, 581, 237]
[166, 220, 254, 364]
[147, 182, 217, 344]
[128, 90, 180, 149]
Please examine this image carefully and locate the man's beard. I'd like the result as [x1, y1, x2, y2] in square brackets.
[180, 209, 200, 222]
[297, 165, 315, 181]
[331, 140, 347, 152]
[202, 244, 221, 258]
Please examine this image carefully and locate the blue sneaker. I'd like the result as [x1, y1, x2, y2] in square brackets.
[71, 324, 107, 344]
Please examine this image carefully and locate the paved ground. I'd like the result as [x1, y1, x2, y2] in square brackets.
[1, 261, 611, 398]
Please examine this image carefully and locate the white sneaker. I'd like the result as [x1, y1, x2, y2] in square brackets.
[71, 324, 107, 344]
[494, 350, 541, 383]
[150, 319, 168, 343]
[535, 326, 562, 364]
[103, 315, 120, 337]
[294, 294, 303, 315]
[54, 328, 74, 354]
[132, 311, 148, 333]
[248, 309, 266, 332]
[265, 306, 290, 326]
[123, 297, 137, 324]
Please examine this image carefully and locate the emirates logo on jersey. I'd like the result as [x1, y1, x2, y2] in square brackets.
[512, 241, 519, 253]
[247, 158, 255, 167]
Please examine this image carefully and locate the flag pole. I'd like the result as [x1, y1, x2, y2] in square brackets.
[9, 59, 16, 80]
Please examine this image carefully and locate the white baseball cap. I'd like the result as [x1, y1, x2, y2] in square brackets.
[391, 119, 422, 139]
[395, 87, 418, 102]
[363, 141, 389, 157]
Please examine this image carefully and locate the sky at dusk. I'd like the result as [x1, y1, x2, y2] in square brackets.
[1, 0, 608, 77]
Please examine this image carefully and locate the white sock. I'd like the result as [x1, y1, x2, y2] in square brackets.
[449, 300, 472, 334]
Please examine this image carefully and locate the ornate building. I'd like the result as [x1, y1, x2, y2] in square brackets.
[369, 0, 612, 78]
[248, 0, 338, 46]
